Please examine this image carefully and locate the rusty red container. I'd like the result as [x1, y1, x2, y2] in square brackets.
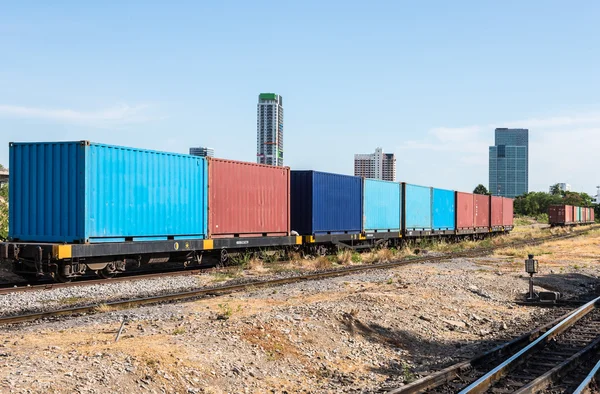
[455, 192, 474, 229]
[549, 205, 568, 225]
[582, 207, 588, 223]
[208, 158, 290, 238]
[591, 208, 595, 222]
[474, 195, 490, 228]
[490, 196, 503, 227]
[502, 198, 513, 226]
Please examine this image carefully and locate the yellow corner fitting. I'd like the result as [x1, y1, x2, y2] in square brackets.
[203, 239, 214, 250]
[304, 235, 315, 243]
[295, 236, 302, 245]
[53, 245, 72, 259]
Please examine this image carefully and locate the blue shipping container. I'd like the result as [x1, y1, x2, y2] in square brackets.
[404, 183, 432, 230]
[363, 179, 401, 232]
[9, 141, 208, 243]
[291, 171, 362, 235]
[432, 188, 456, 230]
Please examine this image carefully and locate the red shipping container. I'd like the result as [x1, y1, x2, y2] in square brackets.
[582, 207, 588, 223]
[490, 196, 503, 227]
[208, 158, 290, 238]
[565, 205, 573, 223]
[591, 209, 595, 222]
[456, 192, 474, 229]
[474, 195, 490, 228]
[502, 198, 514, 226]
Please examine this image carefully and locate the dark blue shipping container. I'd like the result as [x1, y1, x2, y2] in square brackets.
[9, 141, 208, 243]
[291, 171, 362, 235]
[432, 188, 456, 230]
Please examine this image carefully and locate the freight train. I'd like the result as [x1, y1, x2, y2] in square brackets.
[548, 205, 595, 226]
[1, 141, 514, 282]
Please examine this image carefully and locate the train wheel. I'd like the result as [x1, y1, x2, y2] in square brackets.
[52, 271, 72, 283]
[97, 263, 117, 279]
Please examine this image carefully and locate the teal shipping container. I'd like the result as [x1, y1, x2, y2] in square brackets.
[432, 188, 455, 230]
[363, 179, 401, 232]
[403, 183, 432, 230]
[9, 141, 208, 243]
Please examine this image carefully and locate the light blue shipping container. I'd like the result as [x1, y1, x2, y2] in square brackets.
[363, 179, 401, 232]
[432, 188, 456, 230]
[9, 141, 208, 243]
[404, 183, 432, 230]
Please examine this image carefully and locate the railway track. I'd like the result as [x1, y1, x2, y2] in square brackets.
[0, 227, 594, 327]
[387, 296, 600, 394]
[1, 226, 593, 295]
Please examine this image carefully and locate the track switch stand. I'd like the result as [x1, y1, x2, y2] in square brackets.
[525, 254, 539, 301]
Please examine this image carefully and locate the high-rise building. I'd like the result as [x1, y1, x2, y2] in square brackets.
[549, 183, 571, 193]
[489, 128, 529, 198]
[189, 147, 214, 158]
[354, 148, 396, 181]
[257, 93, 284, 166]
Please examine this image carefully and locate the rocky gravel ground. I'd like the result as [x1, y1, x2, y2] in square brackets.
[0, 231, 599, 393]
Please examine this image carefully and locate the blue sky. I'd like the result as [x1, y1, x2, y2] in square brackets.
[1, 1, 599, 194]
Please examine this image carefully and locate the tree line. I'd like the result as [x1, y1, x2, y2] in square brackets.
[473, 183, 597, 218]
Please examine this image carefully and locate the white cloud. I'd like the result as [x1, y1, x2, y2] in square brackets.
[398, 109, 600, 193]
[0, 103, 157, 126]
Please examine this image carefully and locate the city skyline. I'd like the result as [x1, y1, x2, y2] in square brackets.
[0, 2, 598, 195]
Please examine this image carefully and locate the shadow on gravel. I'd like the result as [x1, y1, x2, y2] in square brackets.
[528, 273, 600, 299]
[338, 311, 505, 374]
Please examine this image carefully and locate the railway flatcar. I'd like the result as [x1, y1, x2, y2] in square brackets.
[1, 141, 514, 282]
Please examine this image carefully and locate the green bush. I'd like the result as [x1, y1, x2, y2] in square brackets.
[0, 184, 7, 241]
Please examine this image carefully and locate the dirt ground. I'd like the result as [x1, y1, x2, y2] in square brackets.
[0, 227, 599, 393]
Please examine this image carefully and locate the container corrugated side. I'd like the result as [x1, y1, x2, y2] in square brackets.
[404, 184, 432, 230]
[9, 142, 85, 242]
[10, 141, 208, 243]
[548, 205, 566, 225]
[431, 188, 455, 230]
[490, 196, 503, 227]
[565, 205, 573, 223]
[591, 208, 595, 222]
[502, 198, 514, 226]
[576, 207, 582, 222]
[291, 171, 362, 235]
[208, 158, 290, 238]
[363, 179, 401, 232]
[456, 192, 474, 229]
[582, 207, 588, 223]
[474, 195, 490, 228]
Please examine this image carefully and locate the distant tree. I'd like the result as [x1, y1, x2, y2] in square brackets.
[549, 183, 562, 196]
[0, 183, 7, 240]
[0, 164, 4, 170]
[473, 184, 490, 195]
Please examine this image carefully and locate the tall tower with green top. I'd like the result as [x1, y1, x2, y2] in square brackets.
[257, 93, 284, 166]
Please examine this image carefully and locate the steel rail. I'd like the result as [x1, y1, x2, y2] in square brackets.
[0, 226, 591, 295]
[573, 359, 600, 394]
[0, 228, 593, 326]
[513, 336, 600, 393]
[457, 295, 600, 394]
[386, 308, 577, 394]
